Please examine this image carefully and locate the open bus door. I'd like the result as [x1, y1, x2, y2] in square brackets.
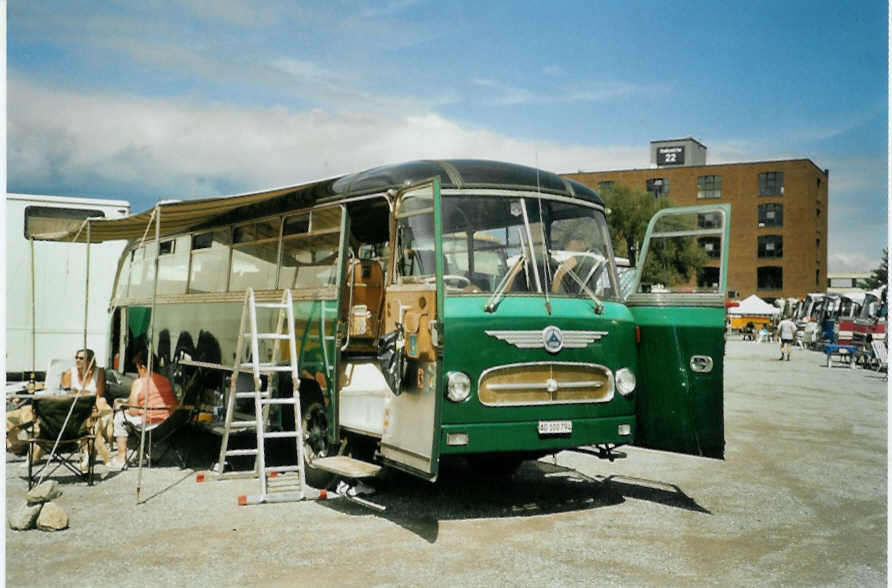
[627, 204, 730, 459]
[378, 179, 444, 479]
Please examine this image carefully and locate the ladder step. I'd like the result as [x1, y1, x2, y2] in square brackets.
[255, 302, 289, 309]
[249, 333, 291, 340]
[266, 465, 302, 473]
[261, 398, 298, 405]
[234, 391, 271, 399]
[226, 449, 258, 457]
[264, 431, 299, 439]
[229, 420, 257, 429]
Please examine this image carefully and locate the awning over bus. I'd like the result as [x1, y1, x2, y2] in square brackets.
[36, 177, 335, 244]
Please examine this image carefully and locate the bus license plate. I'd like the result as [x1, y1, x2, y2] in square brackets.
[538, 420, 572, 435]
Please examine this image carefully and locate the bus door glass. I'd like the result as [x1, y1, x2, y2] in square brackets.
[628, 204, 730, 459]
[379, 179, 443, 478]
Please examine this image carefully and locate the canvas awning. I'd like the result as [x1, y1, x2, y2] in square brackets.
[727, 294, 781, 316]
[35, 176, 336, 244]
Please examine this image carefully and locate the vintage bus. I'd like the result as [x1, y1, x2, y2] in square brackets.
[60, 160, 730, 482]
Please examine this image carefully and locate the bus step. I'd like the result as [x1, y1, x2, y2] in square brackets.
[312, 456, 381, 478]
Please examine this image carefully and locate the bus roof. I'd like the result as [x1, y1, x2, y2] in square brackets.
[40, 159, 603, 244]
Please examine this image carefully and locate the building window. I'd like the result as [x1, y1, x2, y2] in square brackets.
[759, 171, 784, 196]
[758, 203, 783, 227]
[697, 175, 722, 199]
[646, 178, 669, 199]
[758, 266, 783, 290]
[816, 208, 821, 217]
[816, 270, 820, 286]
[698, 236, 721, 258]
[597, 181, 615, 194]
[697, 267, 720, 290]
[24, 206, 105, 239]
[697, 212, 722, 229]
[757, 235, 783, 258]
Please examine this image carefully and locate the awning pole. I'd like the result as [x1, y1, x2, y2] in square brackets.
[29, 236, 36, 381]
[83, 221, 91, 366]
[137, 206, 161, 503]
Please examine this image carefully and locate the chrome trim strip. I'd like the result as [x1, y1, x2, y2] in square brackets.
[626, 292, 726, 308]
[485, 329, 608, 349]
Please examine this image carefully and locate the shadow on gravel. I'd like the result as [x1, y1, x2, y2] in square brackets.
[318, 458, 708, 543]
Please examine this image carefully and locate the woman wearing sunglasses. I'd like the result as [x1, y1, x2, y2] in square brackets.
[60, 348, 106, 397]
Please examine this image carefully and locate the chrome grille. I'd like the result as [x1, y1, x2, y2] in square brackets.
[477, 362, 614, 406]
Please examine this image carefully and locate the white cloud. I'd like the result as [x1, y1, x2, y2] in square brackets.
[8, 77, 646, 208]
[828, 252, 880, 274]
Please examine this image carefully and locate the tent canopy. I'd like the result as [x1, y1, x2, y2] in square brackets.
[727, 294, 781, 316]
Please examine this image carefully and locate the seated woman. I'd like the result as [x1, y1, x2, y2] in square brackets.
[6, 347, 105, 456]
[60, 348, 106, 397]
[109, 350, 177, 471]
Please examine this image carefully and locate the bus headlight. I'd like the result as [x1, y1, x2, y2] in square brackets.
[446, 371, 471, 402]
[615, 368, 636, 396]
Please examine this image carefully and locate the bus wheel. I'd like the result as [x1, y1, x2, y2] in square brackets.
[300, 391, 335, 488]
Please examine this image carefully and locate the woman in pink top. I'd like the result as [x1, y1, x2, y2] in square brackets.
[109, 350, 177, 470]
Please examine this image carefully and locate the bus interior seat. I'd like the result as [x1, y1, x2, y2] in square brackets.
[346, 259, 385, 346]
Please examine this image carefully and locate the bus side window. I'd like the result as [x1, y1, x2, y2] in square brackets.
[189, 230, 232, 293]
[279, 207, 342, 290]
[230, 219, 280, 292]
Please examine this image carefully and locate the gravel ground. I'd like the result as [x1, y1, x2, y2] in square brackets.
[5, 340, 887, 587]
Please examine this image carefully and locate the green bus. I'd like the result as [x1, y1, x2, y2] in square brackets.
[88, 159, 729, 481]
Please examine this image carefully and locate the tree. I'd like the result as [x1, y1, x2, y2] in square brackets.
[601, 184, 673, 265]
[859, 248, 888, 290]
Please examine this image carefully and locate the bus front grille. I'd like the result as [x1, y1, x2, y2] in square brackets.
[477, 362, 614, 406]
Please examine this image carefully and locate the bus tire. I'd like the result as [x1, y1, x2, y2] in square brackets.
[299, 384, 335, 489]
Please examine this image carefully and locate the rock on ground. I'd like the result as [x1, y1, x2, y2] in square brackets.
[36, 501, 68, 531]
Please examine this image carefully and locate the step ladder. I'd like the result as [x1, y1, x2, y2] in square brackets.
[215, 288, 321, 504]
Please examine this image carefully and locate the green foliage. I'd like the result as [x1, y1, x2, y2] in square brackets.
[639, 219, 712, 289]
[859, 248, 888, 290]
[601, 184, 673, 261]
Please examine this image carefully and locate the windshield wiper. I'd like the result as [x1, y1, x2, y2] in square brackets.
[484, 252, 527, 313]
[562, 262, 605, 314]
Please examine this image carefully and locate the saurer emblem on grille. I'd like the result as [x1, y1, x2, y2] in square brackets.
[486, 327, 607, 353]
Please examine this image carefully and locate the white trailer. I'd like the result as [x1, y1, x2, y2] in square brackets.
[6, 193, 130, 379]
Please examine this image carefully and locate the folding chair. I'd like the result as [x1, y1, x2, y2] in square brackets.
[870, 340, 887, 380]
[117, 405, 196, 469]
[26, 394, 97, 489]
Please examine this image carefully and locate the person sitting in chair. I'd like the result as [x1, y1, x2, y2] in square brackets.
[60, 348, 106, 397]
[109, 350, 177, 471]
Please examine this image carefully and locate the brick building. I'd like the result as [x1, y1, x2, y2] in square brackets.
[563, 138, 829, 301]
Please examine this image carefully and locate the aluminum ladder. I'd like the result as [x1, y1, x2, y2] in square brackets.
[215, 288, 321, 504]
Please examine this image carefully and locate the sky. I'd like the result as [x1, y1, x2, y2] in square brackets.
[6, 0, 888, 272]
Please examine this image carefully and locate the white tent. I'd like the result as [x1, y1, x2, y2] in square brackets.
[728, 294, 781, 316]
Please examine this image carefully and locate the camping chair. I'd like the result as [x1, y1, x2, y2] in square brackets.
[116, 404, 197, 469]
[26, 394, 97, 489]
[870, 340, 887, 380]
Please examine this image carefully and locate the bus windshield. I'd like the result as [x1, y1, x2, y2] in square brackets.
[437, 195, 618, 301]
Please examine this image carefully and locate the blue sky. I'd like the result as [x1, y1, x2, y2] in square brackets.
[7, 0, 888, 272]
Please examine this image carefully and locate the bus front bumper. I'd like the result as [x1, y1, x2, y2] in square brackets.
[439, 416, 635, 454]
